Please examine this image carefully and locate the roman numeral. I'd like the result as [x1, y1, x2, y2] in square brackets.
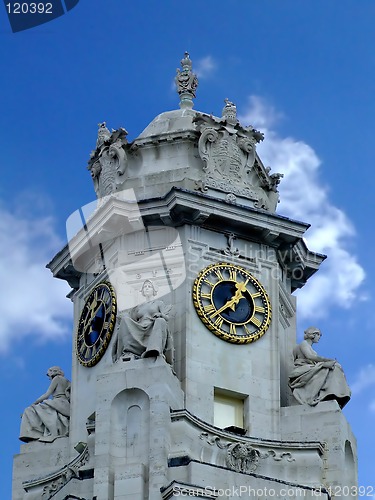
[204, 278, 215, 287]
[230, 323, 237, 336]
[229, 269, 237, 281]
[254, 305, 265, 313]
[251, 292, 262, 299]
[250, 316, 262, 327]
[201, 293, 211, 300]
[244, 325, 252, 335]
[204, 304, 216, 315]
[214, 269, 224, 281]
[214, 317, 223, 328]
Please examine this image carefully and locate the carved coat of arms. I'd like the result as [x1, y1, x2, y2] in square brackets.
[194, 100, 266, 202]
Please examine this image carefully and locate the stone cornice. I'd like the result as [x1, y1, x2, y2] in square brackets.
[170, 409, 325, 455]
[47, 187, 325, 291]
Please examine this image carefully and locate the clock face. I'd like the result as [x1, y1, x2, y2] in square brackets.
[76, 281, 117, 367]
[193, 263, 271, 344]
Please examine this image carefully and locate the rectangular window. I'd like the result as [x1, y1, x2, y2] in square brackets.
[214, 389, 244, 429]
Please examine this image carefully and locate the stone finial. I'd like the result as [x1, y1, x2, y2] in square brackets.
[175, 52, 198, 109]
[222, 98, 238, 126]
[96, 122, 111, 149]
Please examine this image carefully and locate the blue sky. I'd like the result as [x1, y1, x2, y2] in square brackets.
[1, 1, 375, 496]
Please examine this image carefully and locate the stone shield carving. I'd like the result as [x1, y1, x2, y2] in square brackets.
[226, 442, 260, 473]
[194, 101, 266, 201]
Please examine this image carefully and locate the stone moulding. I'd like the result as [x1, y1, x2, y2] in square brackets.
[132, 129, 199, 149]
[170, 409, 325, 477]
[22, 443, 89, 499]
[161, 480, 219, 499]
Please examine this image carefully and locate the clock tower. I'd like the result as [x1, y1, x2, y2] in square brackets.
[13, 54, 357, 500]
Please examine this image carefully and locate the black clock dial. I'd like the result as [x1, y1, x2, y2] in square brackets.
[193, 262, 272, 344]
[76, 282, 117, 367]
[212, 282, 253, 324]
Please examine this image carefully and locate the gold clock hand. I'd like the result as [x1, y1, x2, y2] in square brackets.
[211, 291, 244, 318]
[211, 292, 242, 318]
[235, 278, 249, 294]
[210, 279, 249, 318]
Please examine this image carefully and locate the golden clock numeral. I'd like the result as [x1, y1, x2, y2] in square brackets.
[204, 304, 216, 315]
[230, 323, 237, 336]
[85, 347, 92, 359]
[254, 305, 265, 313]
[214, 317, 223, 328]
[251, 292, 262, 299]
[79, 343, 87, 354]
[103, 321, 109, 330]
[250, 316, 262, 328]
[214, 269, 224, 281]
[229, 269, 237, 281]
[204, 278, 215, 287]
[244, 325, 252, 335]
[201, 292, 211, 300]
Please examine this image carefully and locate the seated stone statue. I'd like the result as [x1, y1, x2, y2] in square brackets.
[112, 280, 173, 364]
[19, 366, 71, 443]
[289, 327, 351, 409]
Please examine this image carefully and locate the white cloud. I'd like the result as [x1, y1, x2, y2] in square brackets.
[239, 96, 365, 318]
[195, 55, 217, 79]
[0, 204, 72, 353]
[350, 364, 375, 395]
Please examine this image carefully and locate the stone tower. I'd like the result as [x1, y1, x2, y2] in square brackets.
[13, 53, 357, 500]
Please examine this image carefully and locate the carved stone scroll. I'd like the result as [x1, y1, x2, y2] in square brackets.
[88, 124, 128, 198]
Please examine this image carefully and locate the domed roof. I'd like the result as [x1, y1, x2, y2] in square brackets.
[136, 108, 199, 140]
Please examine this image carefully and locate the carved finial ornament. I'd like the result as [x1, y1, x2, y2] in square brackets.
[175, 51, 198, 109]
[96, 121, 111, 149]
[222, 98, 238, 126]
